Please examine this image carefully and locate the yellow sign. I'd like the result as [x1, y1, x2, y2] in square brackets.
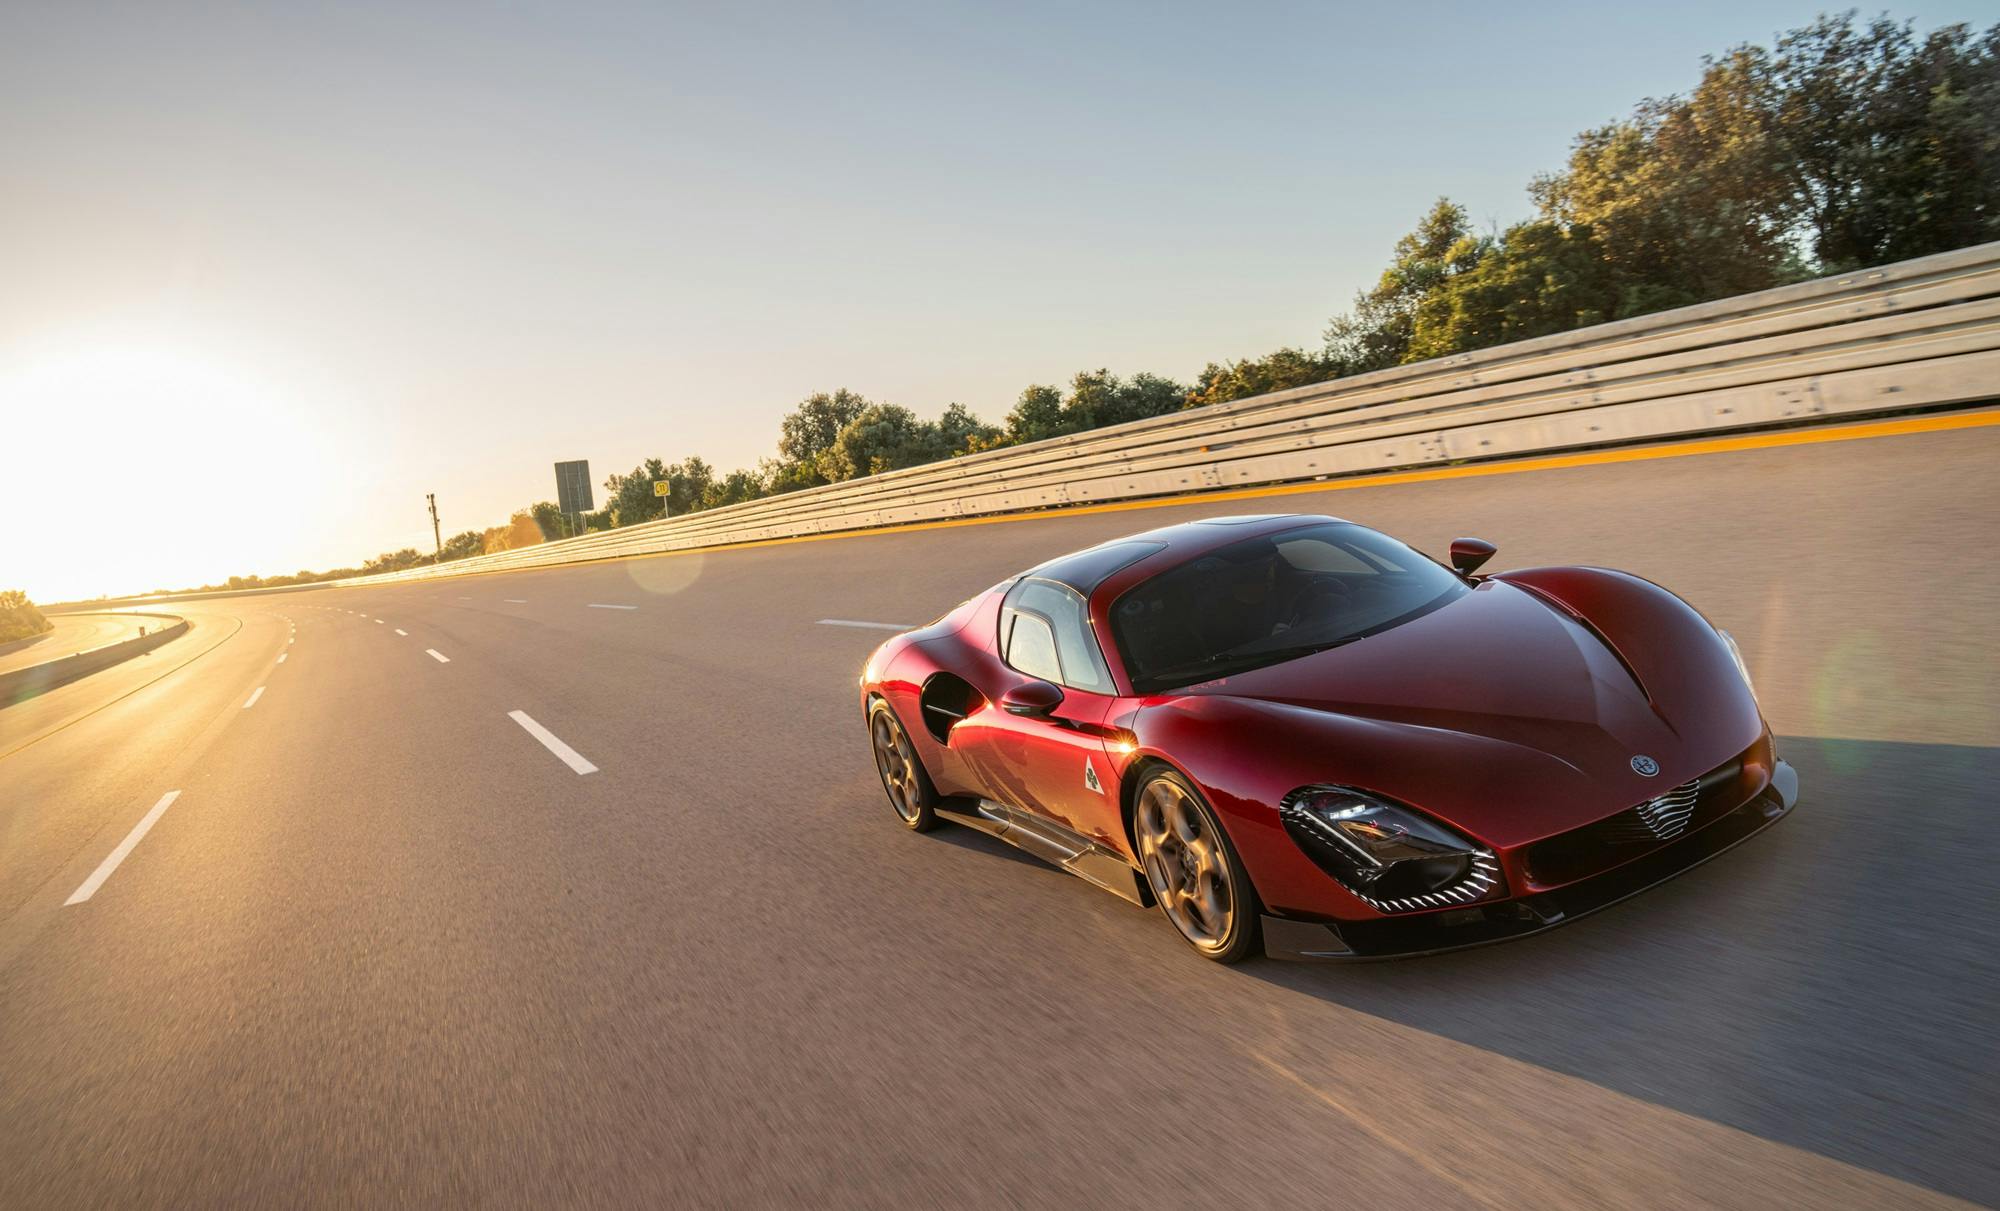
[653, 481, 671, 497]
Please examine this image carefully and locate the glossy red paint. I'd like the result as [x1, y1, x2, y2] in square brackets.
[859, 514, 1793, 947]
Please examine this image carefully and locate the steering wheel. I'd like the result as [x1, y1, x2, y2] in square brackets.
[1283, 574, 1352, 633]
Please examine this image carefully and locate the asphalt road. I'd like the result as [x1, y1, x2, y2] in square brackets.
[0, 611, 170, 676]
[1, 416, 1995, 1208]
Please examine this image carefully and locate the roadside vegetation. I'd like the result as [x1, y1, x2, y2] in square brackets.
[0, 590, 53, 644]
[164, 11, 1996, 595]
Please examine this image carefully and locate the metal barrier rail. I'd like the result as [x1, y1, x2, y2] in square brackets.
[350, 240, 1999, 585]
[63, 240, 2000, 606]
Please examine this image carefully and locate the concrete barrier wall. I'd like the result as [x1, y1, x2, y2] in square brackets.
[0, 617, 190, 708]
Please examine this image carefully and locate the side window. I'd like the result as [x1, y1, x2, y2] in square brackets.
[1001, 578, 1115, 694]
[1004, 612, 1063, 683]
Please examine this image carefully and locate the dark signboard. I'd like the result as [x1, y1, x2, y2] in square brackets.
[554, 460, 594, 517]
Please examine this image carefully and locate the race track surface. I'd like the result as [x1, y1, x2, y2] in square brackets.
[2, 418, 1995, 1208]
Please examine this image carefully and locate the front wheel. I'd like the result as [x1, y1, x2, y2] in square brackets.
[869, 700, 938, 832]
[1133, 768, 1258, 962]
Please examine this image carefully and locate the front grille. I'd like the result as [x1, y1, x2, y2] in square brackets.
[1601, 778, 1702, 843]
[1528, 760, 1747, 886]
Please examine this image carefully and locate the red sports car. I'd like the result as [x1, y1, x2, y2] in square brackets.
[860, 514, 1798, 962]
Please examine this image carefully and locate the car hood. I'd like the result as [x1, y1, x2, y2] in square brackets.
[1178, 580, 1762, 845]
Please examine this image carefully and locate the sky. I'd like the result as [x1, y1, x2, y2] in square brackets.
[4, 0, 1995, 601]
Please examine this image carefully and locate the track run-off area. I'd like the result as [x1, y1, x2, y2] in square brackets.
[2, 413, 1996, 1208]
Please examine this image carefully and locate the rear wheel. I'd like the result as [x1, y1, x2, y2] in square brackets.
[869, 701, 938, 832]
[1134, 768, 1258, 962]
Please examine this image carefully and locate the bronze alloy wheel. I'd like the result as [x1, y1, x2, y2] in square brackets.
[870, 703, 937, 831]
[1134, 769, 1257, 961]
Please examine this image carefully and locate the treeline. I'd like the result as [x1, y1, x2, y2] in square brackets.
[170, 12, 1995, 590]
[1, 590, 53, 644]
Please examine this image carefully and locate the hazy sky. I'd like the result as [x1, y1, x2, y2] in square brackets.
[5, 0, 1994, 601]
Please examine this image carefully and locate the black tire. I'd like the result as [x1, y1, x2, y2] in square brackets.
[1131, 767, 1260, 962]
[868, 699, 940, 832]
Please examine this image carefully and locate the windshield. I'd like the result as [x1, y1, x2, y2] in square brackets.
[1110, 522, 1467, 693]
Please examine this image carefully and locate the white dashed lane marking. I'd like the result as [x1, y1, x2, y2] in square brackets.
[817, 619, 914, 631]
[587, 603, 638, 611]
[65, 791, 182, 905]
[243, 687, 265, 709]
[395, 629, 408, 636]
[426, 649, 450, 663]
[508, 711, 598, 775]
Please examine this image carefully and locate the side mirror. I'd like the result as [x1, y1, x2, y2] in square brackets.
[1449, 537, 1496, 576]
[1000, 679, 1065, 718]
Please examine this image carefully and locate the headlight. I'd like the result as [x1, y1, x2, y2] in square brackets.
[1279, 786, 1496, 910]
[1718, 629, 1756, 699]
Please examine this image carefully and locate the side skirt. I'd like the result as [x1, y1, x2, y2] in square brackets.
[936, 798, 1150, 907]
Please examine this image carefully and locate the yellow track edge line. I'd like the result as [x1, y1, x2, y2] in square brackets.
[399, 406, 2000, 585]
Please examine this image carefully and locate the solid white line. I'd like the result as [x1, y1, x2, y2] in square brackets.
[426, 649, 450, 663]
[243, 686, 265, 708]
[816, 618, 913, 631]
[394, 628, 408, 636]
[66, 791, 182, 905]
[277, 653, 287, 664]
[508, 710, 598, 774]
[587, 603, 638, 610]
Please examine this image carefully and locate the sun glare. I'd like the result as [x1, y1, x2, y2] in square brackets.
[4, 335, 340, 602]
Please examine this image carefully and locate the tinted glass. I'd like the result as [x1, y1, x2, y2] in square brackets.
[1025, 540, 1165, 593]
[1001, 577, 1115, 693]
[1111, 522, 1466, 693]
[1004, 611, 1062, 683]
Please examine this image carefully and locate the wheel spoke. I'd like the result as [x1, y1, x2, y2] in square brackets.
[1134, 776, 1235, 950]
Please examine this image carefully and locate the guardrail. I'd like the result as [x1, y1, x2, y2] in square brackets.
[56, 240, 1998, 608]
[339, 239, 1998, 586]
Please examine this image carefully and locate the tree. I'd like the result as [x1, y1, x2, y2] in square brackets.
[826, 404, 924, 479]
[1768, 15, 2000, 270]
[1406, 220, 1620, 361]
[529, 500, 568, 540]
[1186, 347, 1345, 409]
[1325, 199, 1486, 371]
[775, 389, 871, 487]
[0, 589, 51, 644]
[996, 371, 1187, 446]
[1000, 383, 1070, 444]
[930, 402, 1002, 457]
[1531, 47, 1802, 314]
[1067, 370, 1185, 429]
[825, 403, 1004, 480]
[604, 458, 668, 526]
[701, 468, 768, 510]
[659, 456, 715, 516]
[440, 530, 484, 561]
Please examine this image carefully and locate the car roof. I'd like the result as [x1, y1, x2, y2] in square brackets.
[1021, 513, 1346, 599]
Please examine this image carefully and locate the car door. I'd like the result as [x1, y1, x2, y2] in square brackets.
[981, 579, 1128, 849]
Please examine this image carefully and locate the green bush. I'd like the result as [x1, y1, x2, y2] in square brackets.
[0, 590, 52, 644]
